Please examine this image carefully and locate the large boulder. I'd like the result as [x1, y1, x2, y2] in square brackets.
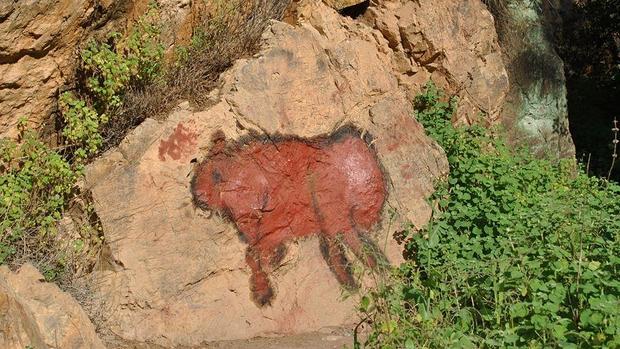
[84, 0, 509, 346]
[0, 264, 105, 349]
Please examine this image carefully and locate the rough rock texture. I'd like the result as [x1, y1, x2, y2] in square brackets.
[192, 129, 387, 307]
[487, 0, 576, 158]
[84, 0, 510, 346]
[0, 264, 105, 349]
[362, 0, 510, 123]
[0, 0, 98, 138]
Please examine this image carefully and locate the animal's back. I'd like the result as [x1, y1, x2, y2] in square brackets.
[193, 131, 385, 246]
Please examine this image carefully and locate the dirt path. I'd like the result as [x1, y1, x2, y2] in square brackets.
[109, 328, 354, 349]
[206, 331, 353, 349]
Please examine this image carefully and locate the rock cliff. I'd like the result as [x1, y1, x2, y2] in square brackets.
[0, 264, 104, 349]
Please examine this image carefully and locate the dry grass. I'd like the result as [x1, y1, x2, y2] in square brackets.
[7, 191, 105, 284]
[101, 0, 291, 150]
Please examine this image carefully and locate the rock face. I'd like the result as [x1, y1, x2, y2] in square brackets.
[0, 0, 97, 138]
[84, 0, 509, 346]
[363, 0, 510, 123]
[487, 0, 576, 158]
[0, 264, 104, 349]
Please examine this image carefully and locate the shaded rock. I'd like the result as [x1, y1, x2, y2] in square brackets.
[0, 264, 104, 349]
[486, 0, 576, 158]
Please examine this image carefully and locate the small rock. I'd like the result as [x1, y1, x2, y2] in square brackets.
[0, 264, 105, 349]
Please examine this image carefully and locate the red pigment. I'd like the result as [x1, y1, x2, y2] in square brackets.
[191, 128, 386, 306]
[158, 123, 197, 161]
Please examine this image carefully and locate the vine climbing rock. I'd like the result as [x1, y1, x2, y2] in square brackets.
[0, 264, 105, 349]
[84, 0, 510, 346]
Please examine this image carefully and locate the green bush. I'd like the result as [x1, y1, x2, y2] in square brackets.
[63, 4, 164, 158]
[80, 8, 164, 112]
[0, 131, 76, 265]
[358, 83, 620, 348]
[59, 93, 107, 160]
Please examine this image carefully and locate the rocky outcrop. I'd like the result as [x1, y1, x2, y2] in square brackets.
[0, 264, 104, 349]
[84, 0, 510, 346]
[0, 0, 97, 138]
[0, 0, 209, 139]
[363, 0, 509, 123]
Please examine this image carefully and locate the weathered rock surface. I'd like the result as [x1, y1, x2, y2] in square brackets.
[487, 0, 576, 158]
[0, 264, 105, 349]
[0, 0, 97, 138]
[362, 0, 510, 123]
[84, 0, 510, 346]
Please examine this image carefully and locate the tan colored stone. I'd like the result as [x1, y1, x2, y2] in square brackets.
[0, 0, 96, 138]
[0, 264, 105, 349]
[373, 0, 509, 122]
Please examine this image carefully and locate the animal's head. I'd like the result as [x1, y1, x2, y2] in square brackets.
[191, 131, 229, 210]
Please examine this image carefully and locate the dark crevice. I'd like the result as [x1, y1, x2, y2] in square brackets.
[339, 0, 370, 19]
[0, 45, 55, 65]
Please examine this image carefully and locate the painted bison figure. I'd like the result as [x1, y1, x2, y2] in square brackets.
[191, 127, 387, 306]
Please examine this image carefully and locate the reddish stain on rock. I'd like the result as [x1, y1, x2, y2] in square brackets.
[191, 127, 387, 307]
[158, 123, 197, 161]
[400, 164, 414, 180]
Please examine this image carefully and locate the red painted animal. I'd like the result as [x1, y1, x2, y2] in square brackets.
[191, 127, 387, 306]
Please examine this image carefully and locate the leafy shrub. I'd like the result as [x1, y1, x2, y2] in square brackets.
[358, 83, 620, 348]
[115, 0, 290, 146]
[0, 131, 76, 265]
[66, 5, 164, 157]
[59, 93, 107, 160]
[80, 9, 164, 112]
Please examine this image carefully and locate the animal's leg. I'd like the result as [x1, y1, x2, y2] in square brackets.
[269, 243, 287, 268]
[245, 246, 275, 307]
[342, 229, 388, 270]
[319, 235, 357, 290]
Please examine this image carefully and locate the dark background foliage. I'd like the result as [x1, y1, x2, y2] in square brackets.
[556, 0, 620, 180]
